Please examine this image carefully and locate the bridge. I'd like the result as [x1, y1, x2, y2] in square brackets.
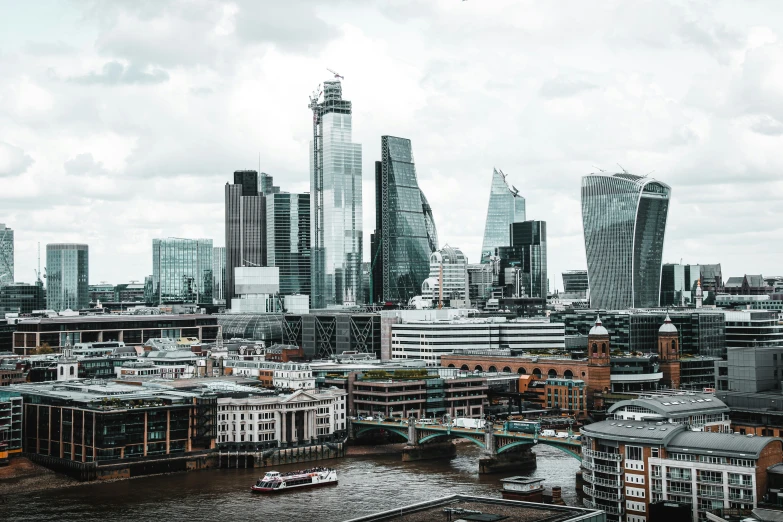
[351, 419, 582, 472]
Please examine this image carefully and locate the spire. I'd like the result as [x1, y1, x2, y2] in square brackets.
[659, 313, 678, 333]
[589, 313, 608, 336]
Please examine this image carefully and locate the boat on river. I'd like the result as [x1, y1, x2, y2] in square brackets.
[251, 467, 338, 493]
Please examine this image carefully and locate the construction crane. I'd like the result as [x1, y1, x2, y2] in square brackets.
[327, 68, 344, 80]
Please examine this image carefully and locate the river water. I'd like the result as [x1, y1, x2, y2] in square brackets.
[1, 446, 581, 522]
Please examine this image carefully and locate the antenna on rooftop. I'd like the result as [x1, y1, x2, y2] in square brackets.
[617, 163, 629, 174]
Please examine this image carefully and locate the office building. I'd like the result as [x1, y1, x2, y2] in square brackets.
[511, 221, 547, 298]
[282, 312, 380, 359]
[580, 418, 781, 522]
[0, 391, 22, 459]
[467, 261, 500, 310]
[230, 266, 280, 313]
[581, 172, 671, 309]
[723, 310, 783, 349]
[660, 263, 723, 307]
[152, 238, 213, 305]
[724, 274, 770, 295]
[225, 170, 269, 308]
[46, 243, 89, 311]
[371, 136, 438, 304]
[420, 245, 469, 307]
[562, 270, 589, 297]
[212, 246, 226, 305]
[0, 224, 13, 286]
[266, 192, 310, 297]
[0, 282, 45, 314]
[392, 318, 565, 366]
[259, 172, 279, 196]
[481, 168, 525, 262]
[309, 79, 363, 308]
[550, 309, 726, 358]
[11, 314, 219, 355]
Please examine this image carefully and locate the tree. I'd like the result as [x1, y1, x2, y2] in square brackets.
[34, 343, 53, 355]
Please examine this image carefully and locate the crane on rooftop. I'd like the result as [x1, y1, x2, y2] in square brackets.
[327, 68, 344, 80]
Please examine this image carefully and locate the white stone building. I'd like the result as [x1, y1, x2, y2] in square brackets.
[216, 388, 347, 445]
[225, 360, 315, 389]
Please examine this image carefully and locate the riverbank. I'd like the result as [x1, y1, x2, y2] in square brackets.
[0, 457, 80, 496]
[345, 443, 406, 456]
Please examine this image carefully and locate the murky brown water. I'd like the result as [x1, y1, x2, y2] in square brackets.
[0, 445, 581, 522]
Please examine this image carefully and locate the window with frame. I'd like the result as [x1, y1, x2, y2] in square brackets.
[626, 445, 643, 461]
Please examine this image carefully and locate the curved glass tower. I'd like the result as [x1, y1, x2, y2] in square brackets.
[581, 173, 671, 309]
[374, 136, 438, 303]
[481, 168, 525, 262]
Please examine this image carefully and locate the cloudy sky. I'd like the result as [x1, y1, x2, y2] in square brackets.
[1, 0, 782, 290]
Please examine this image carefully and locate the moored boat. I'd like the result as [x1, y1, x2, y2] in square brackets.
[251, 467, 338, 493]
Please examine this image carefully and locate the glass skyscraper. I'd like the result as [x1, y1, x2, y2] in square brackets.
[46, 243, 89, 311]
[266, 192, 311, 297]
[511, 221, 547, 298]
[581, 172, 671, 309]
[152, 238, 213, 305]
[309, 80, 362, 307]
[0, 224, 13, 286]
[481, 168, 525, 262]
[212, 246, 226, 305]
[562, 270, 589, 296]
[225, 170, 270, 308]
[372, 136, 438, 304]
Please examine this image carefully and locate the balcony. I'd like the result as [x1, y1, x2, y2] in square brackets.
[698, 489, 725, 499]
[729, 493, 754, 501]
[583, 473, 622, 488]
[697, 476, 724, 485]
[728, 480, 753, 488]
[583, 448, 622, 461]
[666, 474, 692, 482]
[587, 462, 622, 475]
[584, 486, 623, 502]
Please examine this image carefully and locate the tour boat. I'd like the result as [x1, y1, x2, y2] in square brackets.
[251, 468, 338, 493]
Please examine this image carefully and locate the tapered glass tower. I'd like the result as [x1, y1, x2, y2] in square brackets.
[309, 80, 363, 307]
[372, 136, 438, 304]
[481, 168, 525, 262]
[581, 173, 671, 309]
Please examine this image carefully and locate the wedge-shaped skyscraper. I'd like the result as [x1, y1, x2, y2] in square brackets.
[481, 168, 525, 262]
[371, 136, 438, 303]
[581, 173, 671, 309]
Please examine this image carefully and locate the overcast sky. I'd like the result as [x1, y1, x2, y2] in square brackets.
[1, 0, 782, 290]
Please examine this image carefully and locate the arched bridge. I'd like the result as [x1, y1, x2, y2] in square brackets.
[351, 419, 582, 462]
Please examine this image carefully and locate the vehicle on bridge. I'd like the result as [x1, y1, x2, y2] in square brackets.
[452, 418, 486, 429]
[503, 420, 540, 434]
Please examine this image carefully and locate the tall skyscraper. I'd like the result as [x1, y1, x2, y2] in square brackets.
[259, 172, 280, 196]
[266, 192, 311, 297]
[481, 168, 525, 262]
[309, 79, 363, 308]
[212, 246, 226, 305]
[152, 238, 213, 305]
[371, 136, 438, 304]
[225, 170, 270, 308]
[511, 220, 547, 298]
[0, 224, 13, 286]
[562, 270, 589, 297]
[46, 244, 89, 311]
[582, 172, 671, 309]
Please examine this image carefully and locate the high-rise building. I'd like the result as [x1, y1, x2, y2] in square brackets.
[152, 238, 213, 305]
[562, 270, 589, 296]
[421, 245, 469, 307]
[660, 263, 700, 307]
[581, 172, 671, 309]
[0, 282, 45, 314]
[480, 168, 525, 262]
[511, 221, 547, 298]
[46, 244, 89, 311]
[309, 79, 363, 307]
[0, 224, 13, 286]
[212, 246, 226, 305]
[372, 136, 438, 304]
[259, 172, 279, 196]
[225, 170, 268, 308]
[266, 192, 310, 297]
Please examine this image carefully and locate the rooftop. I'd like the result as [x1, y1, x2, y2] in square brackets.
[343, 495, 604, 522]
[608, 393, 728, 417]
[18, 314, 215, 325]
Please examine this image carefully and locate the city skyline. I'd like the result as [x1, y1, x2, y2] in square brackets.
[1, 2, 782, 290]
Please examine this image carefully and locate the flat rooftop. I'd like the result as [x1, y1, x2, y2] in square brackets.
[344, 495, 604, 522]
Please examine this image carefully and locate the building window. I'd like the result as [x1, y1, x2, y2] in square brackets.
[626, 445, 643, 461]
[651, 448, 659, 458]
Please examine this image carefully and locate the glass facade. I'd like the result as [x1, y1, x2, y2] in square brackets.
[225, 170, 268, 308]
[660, 263, 701, 307]
[562, 270, 589, 295]
[511, 221, 547, 298]
[581, 173, 671, 309]
[152, 238, 213, 305]
[481, 168, 525, 262]
[374, 136, 439, 303]
[266, 192, 310, 297]
[212, 247, 226, 304]
[0, 224, 13, 285]
[0, 282, 45, 314]
[310, 80, 363, 307]
[46, 243, 89, 311]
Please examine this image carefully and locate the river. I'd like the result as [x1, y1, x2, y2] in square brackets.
[0, 445, 582, 522]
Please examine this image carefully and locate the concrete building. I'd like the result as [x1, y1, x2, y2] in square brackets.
[216, 387, 346, 446]
[230, 266, 280, 313]
[0, 390, 22, 457]
[545, 377, 587, 418]
[607, 392, 730, 432]
[723, 310, 783, 349]
[580, 419, 782, 522]
[282, 312, 380, 359]
[225, 360, 315, 389]
[421, 245, 470, 308]
[389, 317, 565, 367]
